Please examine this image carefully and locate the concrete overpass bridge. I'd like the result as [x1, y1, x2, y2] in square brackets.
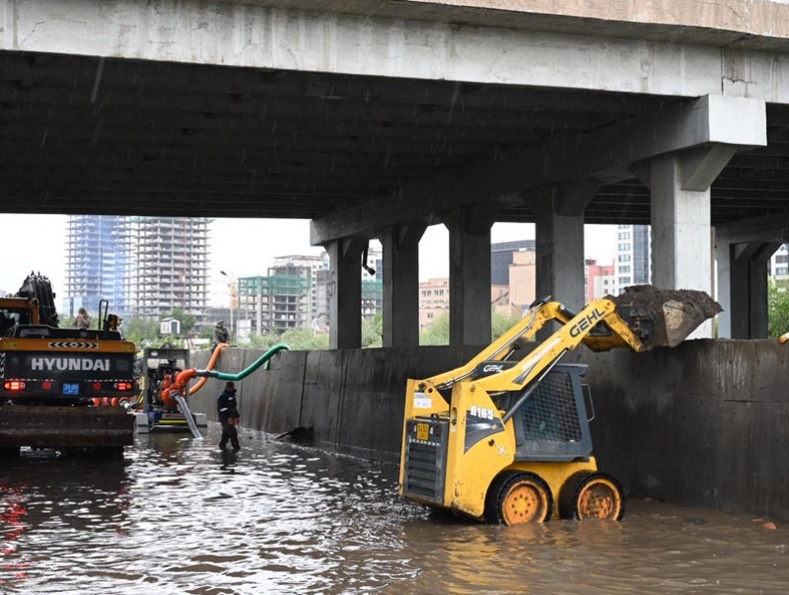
[4, 0, 789, 521]
[3, 0, 789, 346]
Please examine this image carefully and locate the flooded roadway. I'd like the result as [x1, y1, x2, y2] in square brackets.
[1, 424, 787, 594]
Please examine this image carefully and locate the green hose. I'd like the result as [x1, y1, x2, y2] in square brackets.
[203, 343, 289, 381]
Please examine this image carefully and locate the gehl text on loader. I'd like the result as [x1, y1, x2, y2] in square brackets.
[399, 285, 721, 525]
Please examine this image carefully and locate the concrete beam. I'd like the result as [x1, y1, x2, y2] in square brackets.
[552, 180, 602, 217]
[723, 49, 789, 104]
[2, 1, 722, 95]
[313, 95, 766, 243]
[716, 212, 789, 245]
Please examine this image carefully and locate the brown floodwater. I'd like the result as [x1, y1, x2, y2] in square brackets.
[1, 424, 787, 594]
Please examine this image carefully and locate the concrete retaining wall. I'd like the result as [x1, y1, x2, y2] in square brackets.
[191, 339, 789, 520]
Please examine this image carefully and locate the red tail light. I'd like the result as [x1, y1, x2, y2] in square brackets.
[4, 381, 26, 391]
[114, 382, 133, 391]
[92, 382, 102, 391]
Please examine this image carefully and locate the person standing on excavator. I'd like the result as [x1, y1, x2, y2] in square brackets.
[75, 308, 91, 329]
[212, 320, 229, 353]
[217, 381, 241, 451]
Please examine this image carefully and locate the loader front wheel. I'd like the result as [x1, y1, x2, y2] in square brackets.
[485, 471, 553, 525]
[560, 472, 624, 521]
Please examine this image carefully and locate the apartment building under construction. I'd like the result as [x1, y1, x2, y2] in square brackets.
[126, 217, 210, 320]
[64, 215, 210, 321]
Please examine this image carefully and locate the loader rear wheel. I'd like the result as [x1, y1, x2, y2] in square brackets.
[485, 471, 553, 525]
[560, 472, 624, 521]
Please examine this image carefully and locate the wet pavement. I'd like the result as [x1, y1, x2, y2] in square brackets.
[1, 424, 788, 594]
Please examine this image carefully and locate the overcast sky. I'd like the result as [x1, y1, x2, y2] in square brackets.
[1, 214, 616, 306]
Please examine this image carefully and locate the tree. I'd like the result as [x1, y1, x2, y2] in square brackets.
[420, 311, 450, 345]
[123, 317, 161, 347]
[492, 310, 522, 341]
[418, 310, 522, 346]
[768, 279, 789, 338]
[361, 313, 383, 348]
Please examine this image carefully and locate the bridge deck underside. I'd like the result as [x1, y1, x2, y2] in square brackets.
[0, 51, 787, 228]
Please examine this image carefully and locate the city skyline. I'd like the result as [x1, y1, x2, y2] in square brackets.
[2, 214, 618, 307]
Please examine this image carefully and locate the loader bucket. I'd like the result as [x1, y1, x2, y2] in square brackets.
[611, 285, 722, 349]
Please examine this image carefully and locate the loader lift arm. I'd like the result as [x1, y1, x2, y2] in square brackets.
[416, 297, 647, 406]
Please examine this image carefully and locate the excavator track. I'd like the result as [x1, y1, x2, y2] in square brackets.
[0, 405, 134, 449]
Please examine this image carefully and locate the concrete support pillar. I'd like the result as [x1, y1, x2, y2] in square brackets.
[443, 207, 494, 347]
[534, 182, 597, 318]
[380, 224, 426, 347]
[325, 237, 367, 349]
[714, 231, 733, 337]
[635, 146, 737, 338]
[715, 212, 789, 338]
[723, 241, 780, 338]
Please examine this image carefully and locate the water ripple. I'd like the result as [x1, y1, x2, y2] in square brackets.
[1, 425, 787, 594]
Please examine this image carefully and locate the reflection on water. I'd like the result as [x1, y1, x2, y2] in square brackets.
[1, 424, 787, 594]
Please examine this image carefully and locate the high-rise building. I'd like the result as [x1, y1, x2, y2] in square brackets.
[237, 269, 312, 336]
[310, 244, 383, 332]
[586, 259, 616, 301]
[615, 224, 651, 293]
[507, 249, 537, 309]
[769, 244, 789, 279]
[64, 215, 128, 318]
[491, 240, 535, 285]
[271, 254, 327, 324]
[419, 277, 450, 330]
[237, 255, 327, 336]
[64, 215, 210, 322]
[361, 243, 382, 319]
[126, 217, 210, 320]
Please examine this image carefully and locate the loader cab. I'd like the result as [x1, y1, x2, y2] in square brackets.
[504, 363, 594, 462]
[473, 361, 596, 461]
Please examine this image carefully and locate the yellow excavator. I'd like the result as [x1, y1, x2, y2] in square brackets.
[398, 286, 721, 525]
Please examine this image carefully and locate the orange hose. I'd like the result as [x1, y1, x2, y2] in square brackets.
[188, 342, 228, 395]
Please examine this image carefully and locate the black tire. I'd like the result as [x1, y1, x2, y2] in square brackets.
[560, 472, 625, 521]
[485, 471, 553, 525]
